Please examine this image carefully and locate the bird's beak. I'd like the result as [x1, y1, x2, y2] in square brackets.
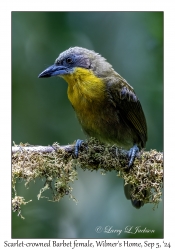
[38, 64, 69, 78]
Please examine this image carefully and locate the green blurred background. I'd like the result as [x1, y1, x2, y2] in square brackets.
[12, 12, 163, 238]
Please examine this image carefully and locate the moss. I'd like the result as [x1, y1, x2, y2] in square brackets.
[12, 196, 32, 219]
[12, 138, 163, 217]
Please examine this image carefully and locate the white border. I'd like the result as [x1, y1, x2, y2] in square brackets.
[1, 0, 175, 247]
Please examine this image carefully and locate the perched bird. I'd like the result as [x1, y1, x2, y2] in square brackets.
[38, 47, 147, 208]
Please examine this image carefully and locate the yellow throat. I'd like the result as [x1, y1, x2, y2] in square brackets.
[62, 67, 106, 110]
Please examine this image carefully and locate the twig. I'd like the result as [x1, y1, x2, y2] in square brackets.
[12, 138, 163, 217]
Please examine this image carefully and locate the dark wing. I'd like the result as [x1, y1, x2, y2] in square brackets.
[107, 75, 147, 147]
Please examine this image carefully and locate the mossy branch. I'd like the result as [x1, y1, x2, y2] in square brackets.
[12, 138, 163, 218]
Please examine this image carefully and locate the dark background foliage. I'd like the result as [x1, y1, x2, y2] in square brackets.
[12, 12, 163, 238]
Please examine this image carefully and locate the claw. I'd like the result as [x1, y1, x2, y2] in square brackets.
[128, 144, 139, 167]
[74, 139, 84, 157]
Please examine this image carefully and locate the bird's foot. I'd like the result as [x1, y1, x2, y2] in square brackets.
[128, 144, 139, 167]
[74, 139, 84, 157]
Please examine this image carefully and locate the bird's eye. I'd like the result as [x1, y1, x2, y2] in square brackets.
[66, 57, 73, 64]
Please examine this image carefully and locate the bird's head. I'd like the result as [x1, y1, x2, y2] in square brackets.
[38, 47, 113, 79]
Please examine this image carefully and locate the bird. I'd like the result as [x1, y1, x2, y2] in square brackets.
[38, 47, 147, 208]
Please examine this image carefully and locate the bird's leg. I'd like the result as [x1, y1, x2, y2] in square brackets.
[125, 145, 147, 208]
[74, 139, 84, 157]
[128, 144, 139, 167]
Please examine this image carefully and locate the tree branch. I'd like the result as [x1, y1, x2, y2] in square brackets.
[12, 138, 163, 218]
